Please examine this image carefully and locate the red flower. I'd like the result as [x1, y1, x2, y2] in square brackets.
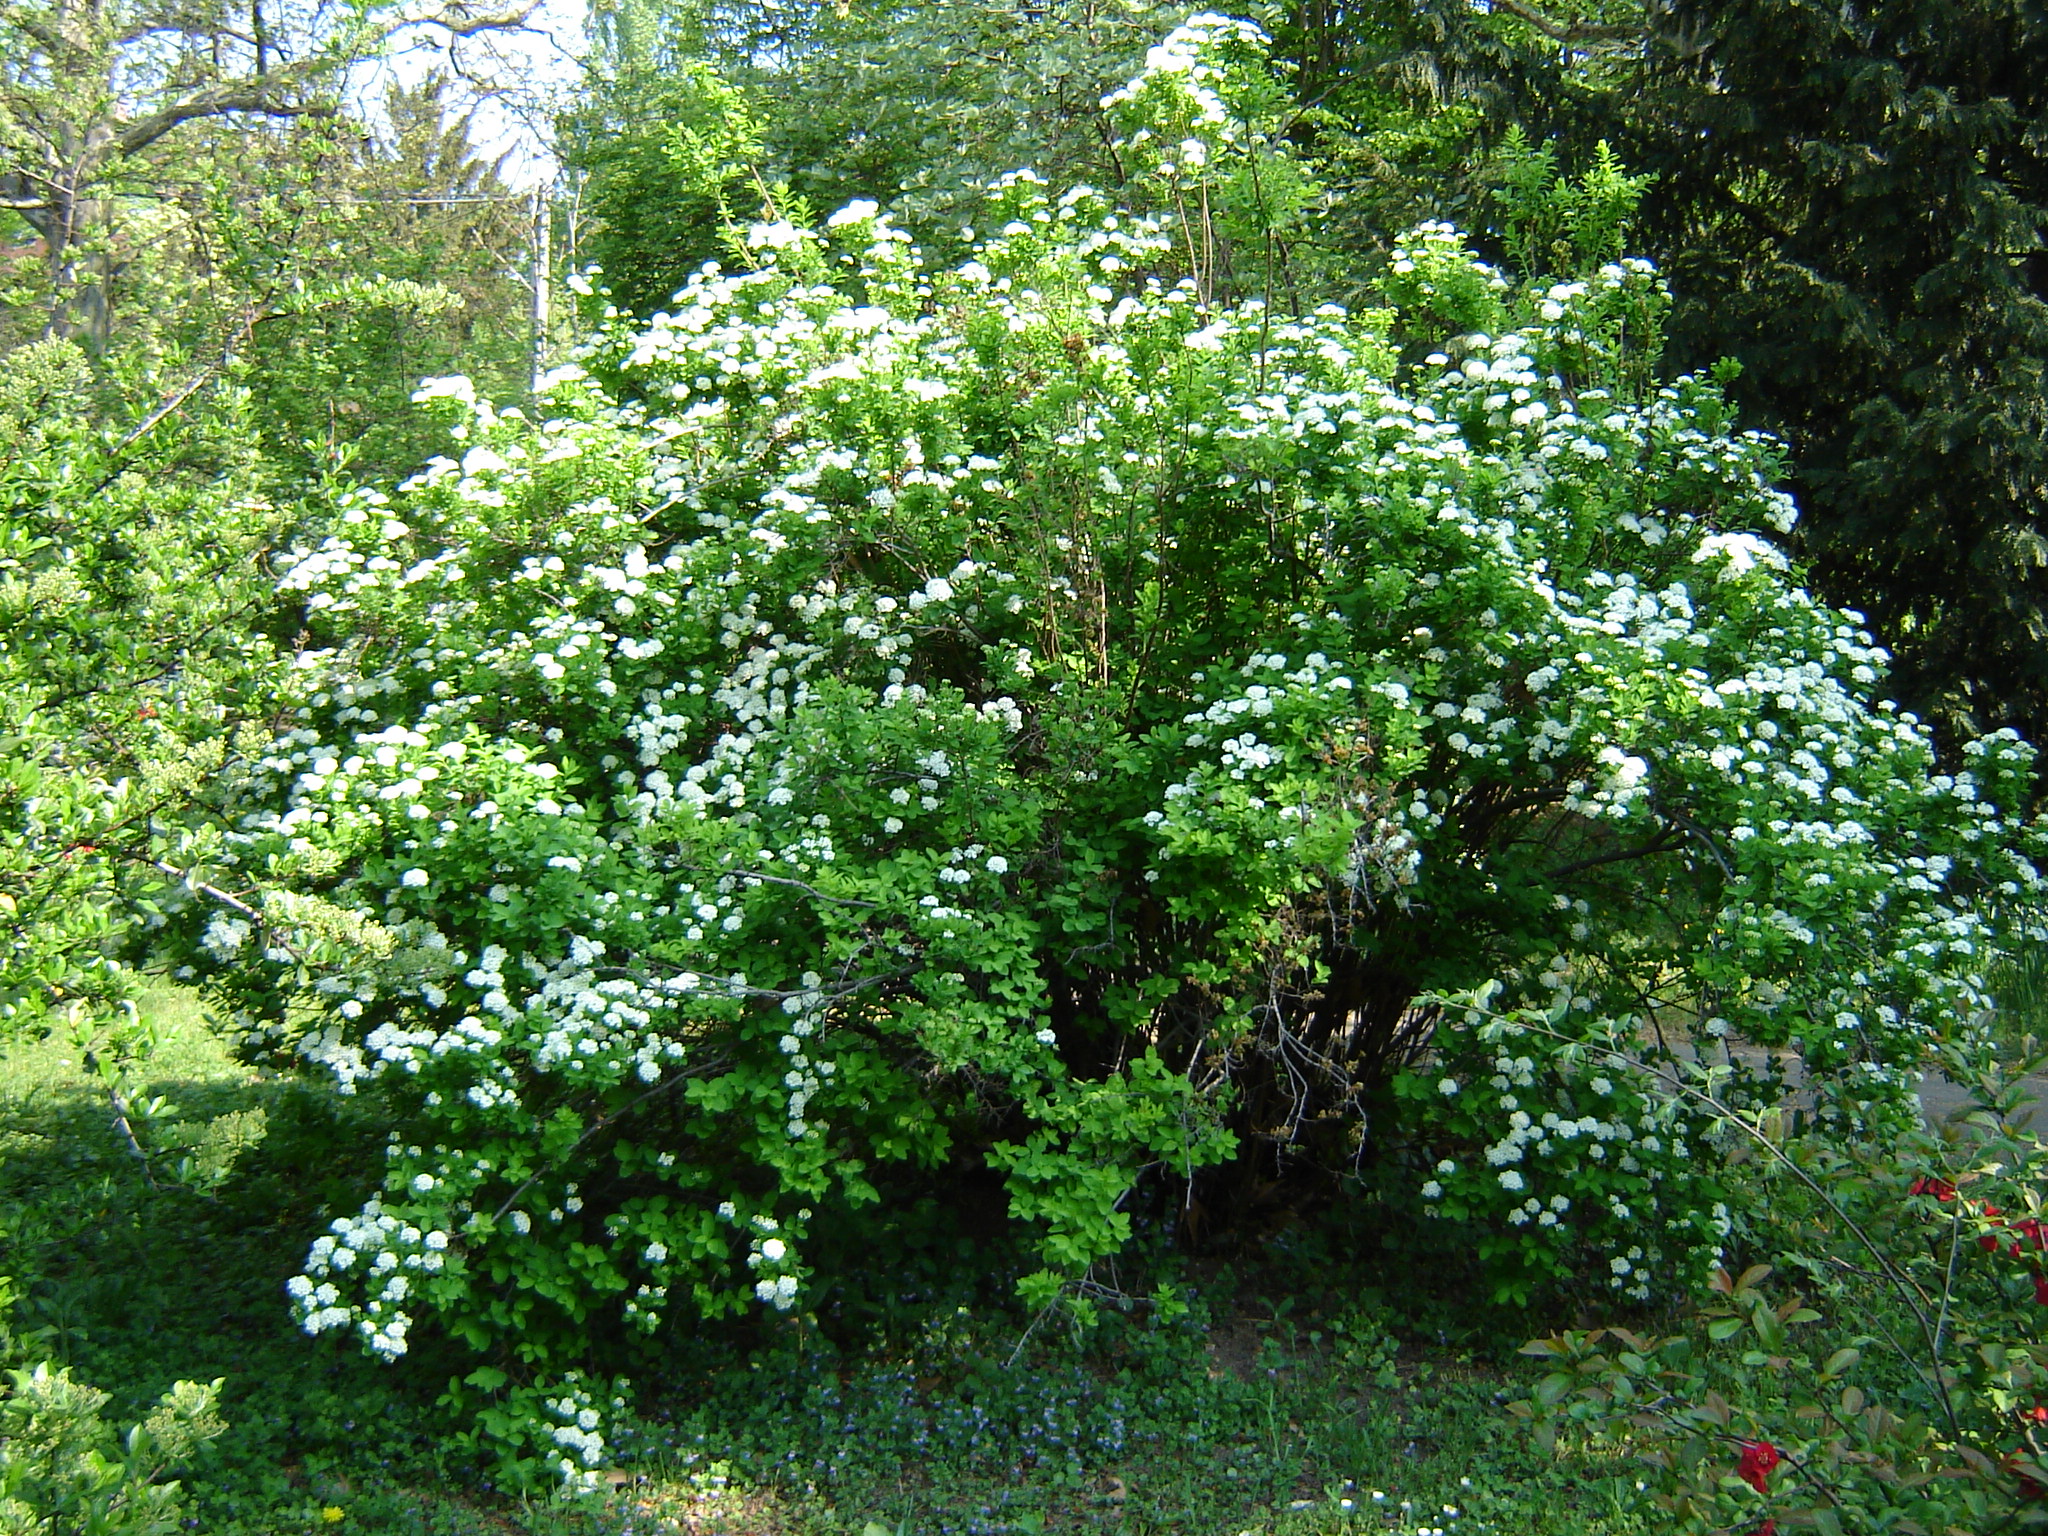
[2024, 1406, 2048, 1424]
[1754, 1523, 1777, 1536]
[2005, 1451, 2048, 1500]
[1910, 1175, 1957, 1201]
[2031, 1273, 2048, 1307]
[1738, 1440, 1781, 1494]
[2016, 1218, 2048, 1252]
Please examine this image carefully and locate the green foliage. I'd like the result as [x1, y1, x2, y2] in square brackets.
[560, 59, 772, 320]
[0, 1363, 225, 1536]
[0, 339, 288, 1032]
[1488, 131, 1652, 284]
[1268, 0, 1631, 302]
[0, 995, 582, 1534]
[563, 0, 1197, 315]
[235, 79, 536, 483]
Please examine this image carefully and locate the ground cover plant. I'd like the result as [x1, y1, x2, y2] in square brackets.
[0, 991, 1662, 1535]
[124, 13, 2048, 1481]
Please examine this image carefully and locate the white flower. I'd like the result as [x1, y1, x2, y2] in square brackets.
[987, 855, 1010, 874]
[643, 1241, 668, 1264]
[400, 868, 429, 888]
[745, 220, 806, 250]
[1438, 1077, 1460, 1096]
[760, 1237, 787, 1263]
[1498, 1171, 1525, 1192]
[1035, 1027, 1058, 1045]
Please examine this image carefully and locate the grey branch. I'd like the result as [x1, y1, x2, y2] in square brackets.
[1486, 0, 1639, 46]
[115, 86, 333, 156]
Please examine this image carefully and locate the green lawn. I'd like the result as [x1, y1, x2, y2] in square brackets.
[0, 992, 1650, 1535]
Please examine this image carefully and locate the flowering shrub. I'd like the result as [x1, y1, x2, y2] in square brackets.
[162, 15, 2046, 1473]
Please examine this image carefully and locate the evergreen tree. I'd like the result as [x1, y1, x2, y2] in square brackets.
[1634, 0, 2048, 750]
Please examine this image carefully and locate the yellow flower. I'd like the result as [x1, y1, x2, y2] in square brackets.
[320, 1508, 346, 1524]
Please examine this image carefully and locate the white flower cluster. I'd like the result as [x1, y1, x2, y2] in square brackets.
[200, 913, 252, 959]
[1101, 12, 1273, 149]
[288, 1197, 451, 1358]
[538, 1375, 622, 1490]
[740, 1208, 803, 1311]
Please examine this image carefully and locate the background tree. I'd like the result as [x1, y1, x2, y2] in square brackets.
[563, 0, 1194, 317]
[236, 75, 537, 481]
[1631, 0, 2048, 753]
[1269, 0, 1624, 299]
[0, 0, 537, 348]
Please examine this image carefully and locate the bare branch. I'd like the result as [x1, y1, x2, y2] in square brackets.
[1485, 0, 1639, 47]
[729, 867, 879, 909]
[108, 0, 543, 158]
[113, 84, 332, 156]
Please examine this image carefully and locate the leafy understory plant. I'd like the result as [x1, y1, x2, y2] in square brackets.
[0, 1361, 225, 1536]
[163, 14, 2045, 1479]
[1516, 1039, 2048, 1534]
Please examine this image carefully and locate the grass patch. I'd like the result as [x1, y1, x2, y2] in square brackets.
[0, 992, 1650, 1534]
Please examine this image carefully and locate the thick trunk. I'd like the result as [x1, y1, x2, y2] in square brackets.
[40, 118, 121, 349]
[42, 187, 113, 349]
